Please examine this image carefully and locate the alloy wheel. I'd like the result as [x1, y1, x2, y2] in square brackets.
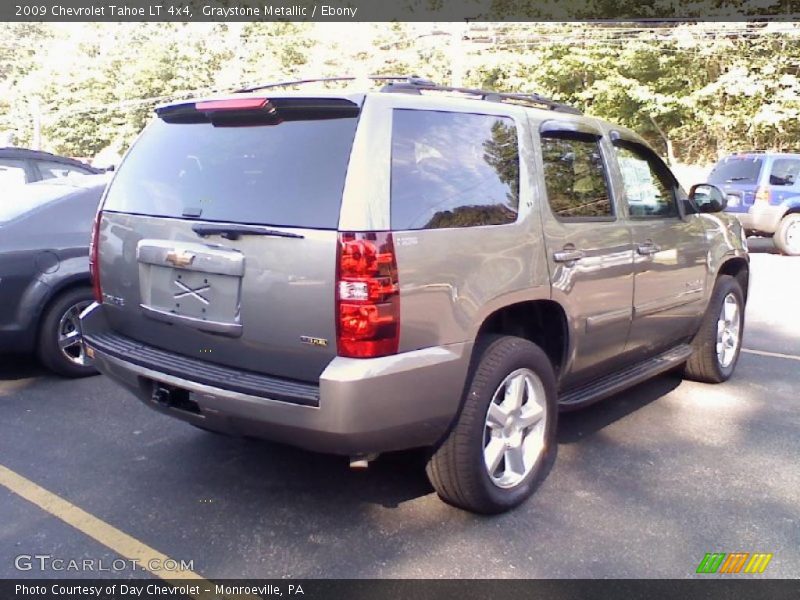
[57, 300, 92, 366]
[483, 368, 548, 489]
[716, 293, 741, 369]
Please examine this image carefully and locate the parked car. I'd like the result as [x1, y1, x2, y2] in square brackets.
[0, 175, 107, 377]
[0, 147, 101, 187]
[710, 151, 800, 255]
[81, 78, 749, 514]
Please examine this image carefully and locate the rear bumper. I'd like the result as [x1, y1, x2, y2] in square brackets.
[737, 204, 787, 234]
[81, 303, 472, 455]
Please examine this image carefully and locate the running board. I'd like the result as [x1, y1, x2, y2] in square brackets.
[558, 344, 693, 411]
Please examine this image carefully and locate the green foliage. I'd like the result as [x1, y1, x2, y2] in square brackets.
[1, 22, 798, 164]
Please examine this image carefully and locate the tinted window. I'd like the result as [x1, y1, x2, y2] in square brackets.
[38, 160, 91, 180]
[391, 110, 519, 230]
[769, 159, 800, 186]
[616, 145, 678, 218]
[709, 156, 763, 184]
[541, 135, 613, 219]
[0, 159, 27, 186]
[103, 116, 358, 229]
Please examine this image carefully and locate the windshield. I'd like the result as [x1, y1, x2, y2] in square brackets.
[103, 115, 359, 229]
[709, 156, 763, 184]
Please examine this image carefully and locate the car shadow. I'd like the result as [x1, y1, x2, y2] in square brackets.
[557, 373, 682, 444]
[176, 431, 435, 510]
[176, 376, 683, 510]
[0, 354, 48, 381]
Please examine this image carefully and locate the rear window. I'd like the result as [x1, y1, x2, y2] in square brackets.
[390, 110, 519, 230]
[769, 158, 800, 186]
[103, 115, 359, 229]
[709, 156, 763, 184]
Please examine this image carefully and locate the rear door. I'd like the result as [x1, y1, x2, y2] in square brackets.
[611, 139, 709, 356]
[536, 120, 634, 388]
[767, 156, 800, 206]
[97, 96, 361, 383]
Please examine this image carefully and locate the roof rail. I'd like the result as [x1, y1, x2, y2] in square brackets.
[235, 75, 415, 94]
[234, 75, 581, 115]
[380, 78, 582, 115]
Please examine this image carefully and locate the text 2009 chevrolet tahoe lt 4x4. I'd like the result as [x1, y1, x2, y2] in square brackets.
[81, 77, 749, 514]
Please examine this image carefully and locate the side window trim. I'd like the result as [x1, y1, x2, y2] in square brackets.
[29, 159, 45, 182]
[539, 129, 618, 223]
[540, 119, 603, 138]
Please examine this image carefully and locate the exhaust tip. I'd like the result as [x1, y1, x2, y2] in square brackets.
[349, 454, 378, 470]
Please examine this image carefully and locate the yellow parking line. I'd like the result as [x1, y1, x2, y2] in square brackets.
[0, 464, 256, 600]
[742, 348, 800, 362]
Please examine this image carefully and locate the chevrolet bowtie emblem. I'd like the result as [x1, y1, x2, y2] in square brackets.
[165, 250, 196, 268]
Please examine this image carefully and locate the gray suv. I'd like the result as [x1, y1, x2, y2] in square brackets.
[81, 78, 749, 514]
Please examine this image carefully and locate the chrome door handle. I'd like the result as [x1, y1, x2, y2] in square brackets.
[637, 242, 661, 256]
[553, 249, 585, 263]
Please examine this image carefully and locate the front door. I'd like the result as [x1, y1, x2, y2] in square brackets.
[612, 141, 709, 357]
[537, 122, 634, 389]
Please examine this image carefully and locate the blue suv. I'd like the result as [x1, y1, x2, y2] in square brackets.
[709, 152, 800, 255]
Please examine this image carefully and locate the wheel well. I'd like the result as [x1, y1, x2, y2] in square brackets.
[719, 258, 749, 301]
[476, 300, 568, 376]
[36, 278, 92, 339]
[784, 206, 800, 217]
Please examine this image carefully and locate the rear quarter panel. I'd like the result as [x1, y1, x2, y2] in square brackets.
[349, 95, 551, 351]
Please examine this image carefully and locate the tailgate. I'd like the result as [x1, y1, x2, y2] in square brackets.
[98, 212, 338, 382]
[95, 94, 361, 383]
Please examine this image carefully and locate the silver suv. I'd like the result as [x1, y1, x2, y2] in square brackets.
[81, 78, 749, 514]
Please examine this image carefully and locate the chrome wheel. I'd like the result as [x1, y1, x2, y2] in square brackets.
[483, 368, 547, 489]
[716, 293, 741, 369]
[57, 300, 91, 366]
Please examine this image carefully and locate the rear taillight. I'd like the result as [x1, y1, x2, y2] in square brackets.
[755, 186, 771, 203]
[89, 210, 102, 303]
[336, 232, 400, 358]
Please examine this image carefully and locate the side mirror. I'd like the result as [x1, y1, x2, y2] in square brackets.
[690, 183, 727, 213]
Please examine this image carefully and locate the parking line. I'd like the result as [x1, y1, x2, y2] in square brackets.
[0, 464, 256, 599]
[742, 348, 800, 362]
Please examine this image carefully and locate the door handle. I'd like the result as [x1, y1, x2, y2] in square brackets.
[637, 241, 661, 256]
[553, 249, 585, 263]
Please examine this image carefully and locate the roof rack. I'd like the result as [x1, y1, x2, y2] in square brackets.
[235, 75, 413, 94]
[380, 78, 582, 115]
[235, 75, 581, 115]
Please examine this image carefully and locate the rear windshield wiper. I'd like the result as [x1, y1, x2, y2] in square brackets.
[725, 177, 751, 182]
[191, 223, 304, 240]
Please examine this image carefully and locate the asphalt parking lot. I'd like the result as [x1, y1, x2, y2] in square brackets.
[1, 242, 798, 580]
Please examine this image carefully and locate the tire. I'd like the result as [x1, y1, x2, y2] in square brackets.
[774, 213, 800, 256]
[683, 275, 744, 384]
[37, 287, 98, 378]
[426, 335, 558, 514]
